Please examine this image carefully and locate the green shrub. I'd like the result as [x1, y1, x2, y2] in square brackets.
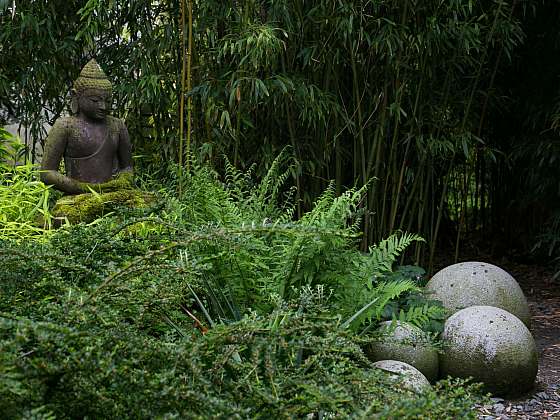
[0, 157, 485, 417]
[0, 296, 484, 419]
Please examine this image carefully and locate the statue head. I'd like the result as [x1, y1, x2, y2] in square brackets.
[71, 59, 113, 121]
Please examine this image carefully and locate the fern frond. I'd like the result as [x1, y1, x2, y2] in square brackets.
[300, 182, 366, 231]
[254, 147, 290, 205]
[397, 304, 448, 330]
[343, 280, 419, 332]
[223, 149, 294, 222]
[373, 281, 420, 320]
[368, 232, 424, 278]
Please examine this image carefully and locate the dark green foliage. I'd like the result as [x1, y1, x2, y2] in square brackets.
[0, 1, 85, 160]
[0, 303, 483, 419]
[532, 211, 560, 280]
[0, 163, 485, 417]
[379, 266, 448, 334]
[476, 3, 560, 262]
[1, 0, 533, 266]
[3, 0, 558, 271]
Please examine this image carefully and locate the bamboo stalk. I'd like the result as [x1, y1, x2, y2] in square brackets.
[178, 0, 187, 197]
[452, 2, 504, 252]
[285, 101, 302, 219]
[474, 2, 515, 233]
[414, 164, 431, 264]
[186, 0, 193, 173]
[428, 163, 451, 274]
[389, 136, 410, 233]
[350, 45, 366, 186]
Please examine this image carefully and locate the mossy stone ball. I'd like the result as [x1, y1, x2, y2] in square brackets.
[365, 321, 439, 381]
[373, 360, 431, 393]
[440, 305, 538, 396]
[425, 262, 530, 327]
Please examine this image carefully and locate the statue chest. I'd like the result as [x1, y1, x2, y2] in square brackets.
[63, 118, 121, 183]
[65, 120, 119, 159]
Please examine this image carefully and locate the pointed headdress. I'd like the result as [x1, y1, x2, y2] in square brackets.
[73, 59, 112, 94]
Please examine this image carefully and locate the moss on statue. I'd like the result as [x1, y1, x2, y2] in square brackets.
[51, 189, 156, 225]
[39, 59, 151, 226]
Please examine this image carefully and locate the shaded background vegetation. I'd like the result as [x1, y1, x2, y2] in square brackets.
[1, 0, 559, 273]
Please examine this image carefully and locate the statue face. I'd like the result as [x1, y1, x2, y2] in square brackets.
[77, 88, 112, 121]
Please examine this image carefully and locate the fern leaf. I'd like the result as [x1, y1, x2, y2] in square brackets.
[344, 280, 419, 331]
[368, 232, 424, 277]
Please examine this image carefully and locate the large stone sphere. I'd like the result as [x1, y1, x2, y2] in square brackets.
[373, 360, 431, 393]
[440, 306, 538, 396]
[425, 262, 530, 326]
[365, 321, 439, 381]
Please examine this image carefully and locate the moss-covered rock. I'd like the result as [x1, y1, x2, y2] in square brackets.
[51, 189, 156, 225]
[425, 262, 531, 327]
[440, 305, 537, 396]
[373, 360, 432, 393]
[365, 321, 439, 381]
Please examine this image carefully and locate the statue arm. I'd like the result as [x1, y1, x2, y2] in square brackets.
[40, 119, 85, 194]
[117, 120, 133, 173]
[114, 119, 133, 187]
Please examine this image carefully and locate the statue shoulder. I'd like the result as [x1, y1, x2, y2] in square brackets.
[48, 115, 79, 138]
[107, 115, 126, 127]
[107, 115, 126, 134]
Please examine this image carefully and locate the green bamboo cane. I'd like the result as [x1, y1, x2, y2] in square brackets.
[186, 0, 193, 173]
[178, 0, 187, 198]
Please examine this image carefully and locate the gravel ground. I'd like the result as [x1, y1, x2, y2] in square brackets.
[477, 385, 560, 419]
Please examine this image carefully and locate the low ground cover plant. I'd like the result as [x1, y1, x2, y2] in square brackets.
[0, 155, 484, 418]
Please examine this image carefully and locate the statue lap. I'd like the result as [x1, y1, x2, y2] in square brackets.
[51, 189, 157, 226]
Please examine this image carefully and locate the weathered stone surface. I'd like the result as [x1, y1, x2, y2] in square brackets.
[51, 189, 156, 225]
[440, 306, 538, 396]
[41, 59, 133, 195]
[425, 262, 531, 326]
[373, 360, 431, 393]
[365, 321, 439, 381]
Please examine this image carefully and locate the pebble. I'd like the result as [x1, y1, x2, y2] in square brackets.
[476, 382, 560, 419]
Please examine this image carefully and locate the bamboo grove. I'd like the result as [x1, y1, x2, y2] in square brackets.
[2, 1, 559, 271]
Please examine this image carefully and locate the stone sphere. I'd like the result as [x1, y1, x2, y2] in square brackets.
[373, 360, 431, 393]
[440, 306, 538, 396]
[365, 321, 439, 381]
[425, 262, 530, 326]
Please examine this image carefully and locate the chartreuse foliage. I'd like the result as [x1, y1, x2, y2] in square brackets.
[1, 129, 55, 239]
[0, 158, 483, 417]
[0, 163, 54, 238]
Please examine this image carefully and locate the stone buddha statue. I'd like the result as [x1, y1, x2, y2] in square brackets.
[41, 59, 152, 224]
[41, 59, 133, 194]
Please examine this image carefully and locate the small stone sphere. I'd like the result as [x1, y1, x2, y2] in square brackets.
[365, 321, 439, 381]
[440, 306, 538, 396]
[425, 262, 530, 327]
[373, 360, 431, 393]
